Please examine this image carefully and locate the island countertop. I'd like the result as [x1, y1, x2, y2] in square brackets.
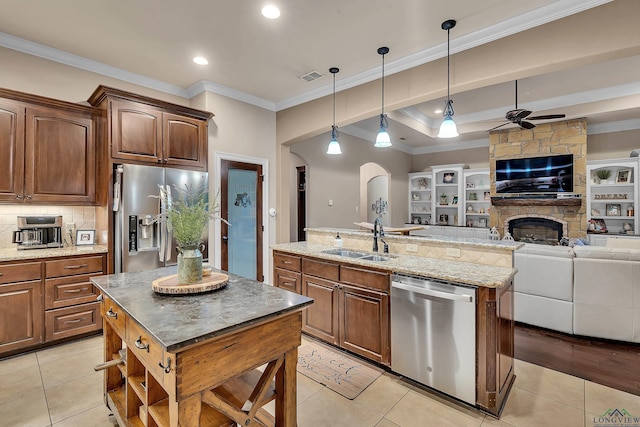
[91, 266, 313, 352]
[272, 241, 517, 288]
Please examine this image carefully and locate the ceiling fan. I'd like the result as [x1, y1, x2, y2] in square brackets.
[488, 80, 566, 131]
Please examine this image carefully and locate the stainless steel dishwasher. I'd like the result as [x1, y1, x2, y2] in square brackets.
[391, 274, 477, 405]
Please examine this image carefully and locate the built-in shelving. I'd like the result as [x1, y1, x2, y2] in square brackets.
[408, 172, 432, 225]
[463, 169, 490, 228]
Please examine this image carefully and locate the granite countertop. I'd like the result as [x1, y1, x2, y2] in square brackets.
[91, 266, 313, 352]
[272, 242, 517, 288]
[0, 245, 108, 262]
[305, 227, 523, 251]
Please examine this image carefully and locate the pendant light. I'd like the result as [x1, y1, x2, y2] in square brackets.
[375, 47, 392, 148]
[327, 67, 342, 155]
[437, 19, 459, 138]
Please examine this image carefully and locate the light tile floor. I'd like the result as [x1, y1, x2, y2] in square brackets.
[1, 334, 639, 427]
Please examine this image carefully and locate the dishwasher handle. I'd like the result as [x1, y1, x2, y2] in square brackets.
[392, 281, 474, 303]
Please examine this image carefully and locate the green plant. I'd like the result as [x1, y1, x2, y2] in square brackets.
[154, 183, 227, 248]
[596, 169, 611, 180]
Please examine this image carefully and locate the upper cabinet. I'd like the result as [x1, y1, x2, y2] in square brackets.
[89, 86, 213, 171]
[0, 90, 101, 205]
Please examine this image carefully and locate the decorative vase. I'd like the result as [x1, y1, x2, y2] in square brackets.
[176, 244, 205, 284]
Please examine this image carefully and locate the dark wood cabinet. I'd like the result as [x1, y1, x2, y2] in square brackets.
[301, 274, 339, 345]
[0, 262, 43, 354]
[89, 86, 212, 171]
[0, 90, 100, 204]
[274, 268, 301, 294]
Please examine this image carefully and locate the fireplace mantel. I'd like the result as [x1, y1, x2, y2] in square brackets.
[491, 197, 582, 207]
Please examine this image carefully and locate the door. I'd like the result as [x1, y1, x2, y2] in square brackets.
[0, 100, 25, 202]
[220, 160, 263, 281]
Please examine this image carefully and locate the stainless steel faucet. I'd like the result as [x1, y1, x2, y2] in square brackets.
[373, 218, 388, 253]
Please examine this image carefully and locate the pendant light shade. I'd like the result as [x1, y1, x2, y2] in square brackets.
[327, 67, 342, 155]
[437, 19, 459, 139]
[374, 47, 392, 148]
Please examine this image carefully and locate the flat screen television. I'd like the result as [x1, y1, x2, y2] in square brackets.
[495, 154, 574, 194]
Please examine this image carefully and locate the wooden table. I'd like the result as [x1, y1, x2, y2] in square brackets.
[92, 267, 313, 427]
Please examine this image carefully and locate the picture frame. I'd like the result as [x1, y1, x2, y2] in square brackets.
[478, 218, 487, 227]
[76, 229, 95, 245]
[606, 204, 621, 216]
[451, 196, 458, 206]
[616, 169, 632, 184]
[484, 191, 491, 201]
[443, 172, 455, 184]
[466, 183, 475, 188]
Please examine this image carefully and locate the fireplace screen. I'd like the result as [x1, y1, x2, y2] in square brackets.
[508, 218, 563, 245]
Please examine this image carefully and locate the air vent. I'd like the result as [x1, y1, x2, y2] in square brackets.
[299, 71, 323, 82]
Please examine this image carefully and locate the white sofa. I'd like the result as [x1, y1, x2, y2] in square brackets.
[514, 238, 640, 343]
[513, 244, 575, 334]
[573, 239, 640, 343]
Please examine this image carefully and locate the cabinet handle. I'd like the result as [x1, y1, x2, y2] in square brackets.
[96, 294, 103, 301]
[16, 194, 23, 200]
[283, 261, 292, 264]
[64, 264, 88, 270]
[0, 273, 3, 276]
[159, 357, 172, 373]
[63, 287, 89, 294]
[106, 308, 118, 319]
[64, 318, 84, 324]
[157, 158, 163, 163]
[135, 336, 150, 352]
[25, 195, 32, 200]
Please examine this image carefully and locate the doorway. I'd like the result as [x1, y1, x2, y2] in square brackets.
[296, 166, 306, 241]
[220, 159, 263, 281]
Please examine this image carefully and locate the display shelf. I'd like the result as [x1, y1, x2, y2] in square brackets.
[408, 172, 433, 224]
[463, 168, 490, 228]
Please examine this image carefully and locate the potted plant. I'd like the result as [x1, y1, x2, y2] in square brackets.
[596, 169, 611, 184]
[156, 183, 227, 284]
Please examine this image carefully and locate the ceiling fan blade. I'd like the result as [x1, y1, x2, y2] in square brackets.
[528, 114, 566, 120]
[487, 122, 511, 132]
[519, 120, 536, 129]
[506, 109, 532, 121]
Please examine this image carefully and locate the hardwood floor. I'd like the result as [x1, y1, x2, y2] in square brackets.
[514, 322, 640, 396]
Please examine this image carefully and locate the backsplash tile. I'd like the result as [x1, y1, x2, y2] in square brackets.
[0, 205, 96, 249]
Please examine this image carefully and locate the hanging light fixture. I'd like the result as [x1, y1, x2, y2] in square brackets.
[375, 47, 392, 148]
[327, 67, 342, 155]
[437, 19, 459, 138]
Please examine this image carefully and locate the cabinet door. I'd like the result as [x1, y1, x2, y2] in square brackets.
[163, 112, 207, 170]
[274, 268, 301, 294]
[301, 274, 339, 345]
[339, 284, 389, 364]
[0, 280, 43, 354]
[111, 99, 163, 164]
[0, 100, 25, 202]
[25, 107, 96, 204]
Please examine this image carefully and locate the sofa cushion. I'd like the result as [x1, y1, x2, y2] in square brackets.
[516, 244, 575, 258]
[514, 247, 574, 301]
[515, 293, 573, 334]
[573, 245, 640, 261]
[605, 237, 640, 250]
[574, 303, 634, 342]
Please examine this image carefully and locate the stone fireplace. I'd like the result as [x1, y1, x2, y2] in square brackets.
[489, 119, 588, 239]
[505, 214, 567, 245]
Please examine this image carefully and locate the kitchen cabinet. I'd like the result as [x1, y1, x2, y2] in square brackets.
[88, 86, 213, 171]
[587, 158, 639, 235]
[0, 252, 106, 358]
[0, 261, 43, 354]
[273, 252, 302, 294]
[0, 90, 101, 205]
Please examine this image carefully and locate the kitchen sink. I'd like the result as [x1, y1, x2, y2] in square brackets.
[322, 249, 368, 258]
[359, 255, 390, 262]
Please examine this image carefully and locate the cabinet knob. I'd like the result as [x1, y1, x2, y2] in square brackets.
[106, 308, 118, 319]
[16, 194, 23, 200]
[25, 195, 32, 200]
[135, 336, 150, 352]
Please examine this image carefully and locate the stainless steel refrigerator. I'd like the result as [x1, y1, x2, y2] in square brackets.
[113, 163, 209, 273]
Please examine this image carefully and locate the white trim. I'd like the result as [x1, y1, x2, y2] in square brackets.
[213, 152, 269, 283]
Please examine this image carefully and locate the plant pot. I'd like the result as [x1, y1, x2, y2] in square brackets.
[177, 244, 205, 284]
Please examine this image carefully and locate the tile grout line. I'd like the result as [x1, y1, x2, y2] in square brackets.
[35, 352, 54, 427]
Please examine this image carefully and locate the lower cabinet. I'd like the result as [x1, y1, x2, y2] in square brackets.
[274, 267, 301, 294]
[0, 261, 44, 354]
[0, 253, 105, 358]
[301, 274, 339, 345]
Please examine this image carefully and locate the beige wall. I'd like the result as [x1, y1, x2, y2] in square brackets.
[588, 129, 640, 160]
[290, 133, 412, 228]
[412, 147, 490, 171]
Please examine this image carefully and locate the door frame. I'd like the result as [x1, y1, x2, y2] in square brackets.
[213, 152, 269, 282]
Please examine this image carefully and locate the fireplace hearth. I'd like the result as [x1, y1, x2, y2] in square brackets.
[507, 217, 566, 245]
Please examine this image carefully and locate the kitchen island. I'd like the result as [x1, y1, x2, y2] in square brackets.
[91, 266, 313, 427]
[272, 231, 520, 417]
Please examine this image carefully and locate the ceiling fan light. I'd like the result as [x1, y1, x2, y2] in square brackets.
[438, 114, 459, 138]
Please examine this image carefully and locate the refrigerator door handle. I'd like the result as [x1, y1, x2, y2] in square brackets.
[158, 185, 167, 263]
[164, 185, 173, 262]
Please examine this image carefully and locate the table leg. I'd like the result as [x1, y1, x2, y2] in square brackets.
[275, 347, 298, 427]
[169, 393, 201, 427]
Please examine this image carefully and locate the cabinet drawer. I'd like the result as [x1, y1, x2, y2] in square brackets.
[340, 265, 390, 292]
[101, 295, 127, 338]
[302, 257, 339, 282]
[127, 319, 166, 384]
[274, 268, 301, 294]
[45, 274, 99, 310]
[45, 302, 101, 341]
[0, 262, 41, 284]
[273, 252, 301, 272]
[45, 256, 104, 279]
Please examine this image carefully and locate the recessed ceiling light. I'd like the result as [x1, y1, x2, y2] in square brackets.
[193, 56, 208, 65]
[262, 5, 280, 19]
